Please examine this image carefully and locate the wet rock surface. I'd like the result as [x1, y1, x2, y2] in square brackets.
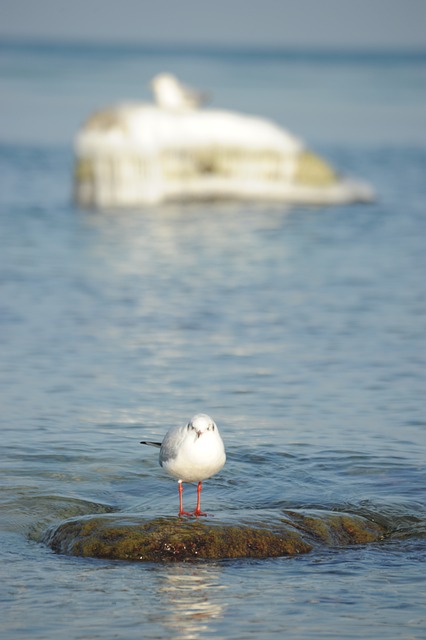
[44, 509, 387, 562]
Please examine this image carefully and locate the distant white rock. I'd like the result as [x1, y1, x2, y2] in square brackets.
[74, 74, 374, 208]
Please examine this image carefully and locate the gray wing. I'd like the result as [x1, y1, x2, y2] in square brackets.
[159, 425, 186, 465]
[140, 440, 161, 447]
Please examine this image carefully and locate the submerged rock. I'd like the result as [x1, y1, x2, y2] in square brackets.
[44, 509, 386, 562]
[1, 493, 114, 542]
[285, 509, 385, 545]
[73, 73, 374, 209]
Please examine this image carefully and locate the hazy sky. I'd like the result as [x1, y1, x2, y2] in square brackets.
[1, 0, 425, 49]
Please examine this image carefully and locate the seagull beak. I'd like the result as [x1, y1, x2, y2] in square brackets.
[196, 430, 203, 438]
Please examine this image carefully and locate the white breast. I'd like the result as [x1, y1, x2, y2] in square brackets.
[160, 427, 226, 483]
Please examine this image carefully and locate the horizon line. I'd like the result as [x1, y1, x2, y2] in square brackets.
[1, 34, 426, 58]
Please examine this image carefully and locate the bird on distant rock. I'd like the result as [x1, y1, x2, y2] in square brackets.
[140, 413, 226, 516]
[150, 73, 209, 111]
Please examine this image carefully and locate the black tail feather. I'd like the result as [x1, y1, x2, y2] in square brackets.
[140, 441, 161, 448]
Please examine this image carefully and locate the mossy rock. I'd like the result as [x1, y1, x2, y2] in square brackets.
[44, 509, 386, 562]
[44, 516, 311, 561]
[294, 151, 337, 186]
[284, 510, 386, 545]
[74, 158, 94, 182]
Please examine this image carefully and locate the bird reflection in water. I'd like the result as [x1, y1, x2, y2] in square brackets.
[156, 564, 227, 639]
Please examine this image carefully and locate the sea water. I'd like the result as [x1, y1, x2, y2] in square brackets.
[0, 40, 425, 639]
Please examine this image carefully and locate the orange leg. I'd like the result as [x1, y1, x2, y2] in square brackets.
[193, 481, 207, 517]
[178, 481, 192, 517]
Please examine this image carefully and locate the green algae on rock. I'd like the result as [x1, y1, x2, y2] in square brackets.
[44, 509, 387, 562]
[45, 516, 312, 561]
[283, 510, 386, 546]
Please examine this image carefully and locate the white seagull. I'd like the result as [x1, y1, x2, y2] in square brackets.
[140, 414, 226, 516]
[150, 73, 209, 112]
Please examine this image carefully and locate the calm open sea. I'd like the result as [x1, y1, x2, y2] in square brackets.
[1, 40, 426, 639]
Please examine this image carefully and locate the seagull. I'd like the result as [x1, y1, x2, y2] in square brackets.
[150, 73, 209, 112]
[140, 414, 226, 516]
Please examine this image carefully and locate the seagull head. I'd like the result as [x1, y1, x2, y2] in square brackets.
[151, 73, 179, 94]
[186, 413, 217, 439]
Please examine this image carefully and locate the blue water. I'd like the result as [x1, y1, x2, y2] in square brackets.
[1, 40, 426, 639]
